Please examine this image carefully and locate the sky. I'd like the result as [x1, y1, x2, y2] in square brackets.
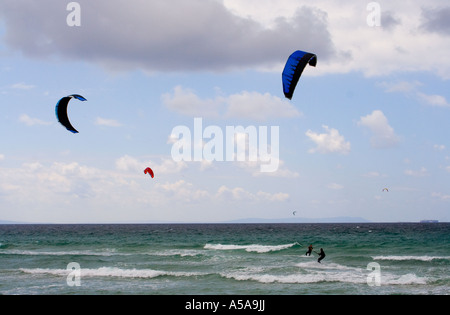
[0, 0, 449, 223]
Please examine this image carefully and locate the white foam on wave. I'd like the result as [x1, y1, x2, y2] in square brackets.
[222, 261, 429, 286]
[1, 249, 124, 256]
[154, 249, 204, 257]
[204, 243, 297, 253]
[383, 273, 428, 285]
[19, 267, 207, 279]
[372, 255, 450, 262]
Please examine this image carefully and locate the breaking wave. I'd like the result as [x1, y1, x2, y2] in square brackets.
[204, 243, 298, 253]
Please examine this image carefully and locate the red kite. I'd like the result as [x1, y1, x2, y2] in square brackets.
[144, 167, 154, 178]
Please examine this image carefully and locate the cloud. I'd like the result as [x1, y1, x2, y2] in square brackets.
[10, 82, 36, 90]
[162, 86, 223, 118]
[162, 86, 300, 121]
[362, 171, 387, 178]
[327, 183, 344, 190]
[358, 110, 400, 149]
[420, 6, 450, 36]
[0, 158, 291, 222]
[305, 125, 350, 154]
[404, 167, 429, 177]
[433, 144, 446, 151]
[216, 185, 289, 202]
[2, 1, 450, 78]
[225, 91, 301, 121]
[380, 80, 422, 93]
[237, 159, 299, 178]
[380, 11, 402, 31]
[19, 114, 51, 126]
[0, 1, 336, 73]
[417, 92, 450, 107]
[380, 80, 450, 108]
[156, 180, 209, 203]
[115, 155, 187, 175]
[431, 192, 450, 200]
[95, 117, 123, 127]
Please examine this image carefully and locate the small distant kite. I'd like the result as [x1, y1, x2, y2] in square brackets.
[382, 188, 389, 192]
[55, 94, 87, 133]
[293, 211, 297, 216]
[282, 50, 317, 100]
[144, 167, 154, 178]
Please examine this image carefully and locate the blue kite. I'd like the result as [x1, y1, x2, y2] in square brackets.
[282, 50, 317, 100]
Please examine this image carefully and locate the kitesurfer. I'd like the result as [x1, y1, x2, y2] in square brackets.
[317, 248, 326, 263]
[305, 244, 313, 256]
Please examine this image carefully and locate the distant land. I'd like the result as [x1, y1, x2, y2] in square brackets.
[224, 216, 372, 224]
[0, 217, 445, 224]
[0, 220, 27, 224]
[1, 217, 371, 224]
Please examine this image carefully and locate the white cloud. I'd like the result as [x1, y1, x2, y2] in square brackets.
[363, 171, 387, 178]
[115, 155, 142, 172]
[417, 92, 450, 107]
[162, 86, 223, 118]
[10, 82, 35, 90]
[434, 144, 446, 151]
[0, 1, 336, 73]
[380, 80, 450, 108]
[225, 91, 301, 121]
[95, 117, 123, 127]
[358, 110, 400, 148]
[431, 192, 450, 200]
[380, 80, 422, 93]
[1, 1, 450, 78]
[305, 125, 350, 154]
[19, 114, 51, 126]
[327, 183, 344, 190]
[216, 185, 289, 202]
[115, 155, 187, 175]
[162, 86, 300, 121]
[237, 158, 299, 178]
[0, 158, 291, 222]
[404, 167, 429, 177]
[156, 180, 208, 202]
[256, 191, 290, 202]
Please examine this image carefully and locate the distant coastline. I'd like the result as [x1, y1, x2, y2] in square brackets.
[2, 217, 448, 225]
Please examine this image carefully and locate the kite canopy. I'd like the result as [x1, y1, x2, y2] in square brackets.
[55, 94, 87, 133]
[144, 167, 154, 178]
[282, 50, 317, 100]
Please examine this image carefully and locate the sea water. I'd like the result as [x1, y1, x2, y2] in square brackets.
[0, 223, 448, 295]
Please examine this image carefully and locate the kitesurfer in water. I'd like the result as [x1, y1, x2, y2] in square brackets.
[305, 244, 313, 256]
[317, 248, 326, 263]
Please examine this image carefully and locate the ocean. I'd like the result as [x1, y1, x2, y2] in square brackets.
[0, 223, 448, 296]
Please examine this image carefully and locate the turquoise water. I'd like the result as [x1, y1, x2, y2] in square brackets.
[0, 223, 448, 295]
